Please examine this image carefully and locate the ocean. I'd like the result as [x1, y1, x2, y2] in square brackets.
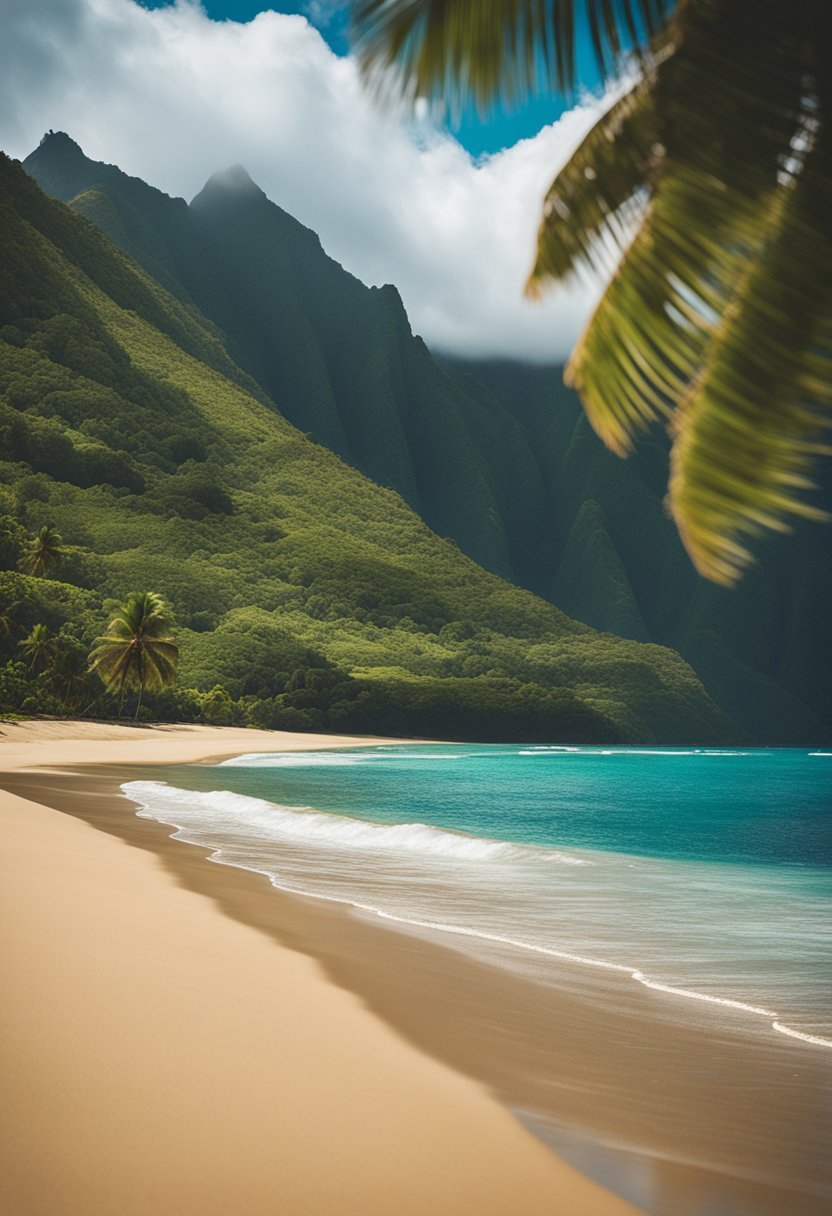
[123, 744, 832, 1048]
[121, 744, 832, 1214]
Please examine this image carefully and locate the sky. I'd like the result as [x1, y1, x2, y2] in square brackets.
[139, 0, 603, 157]
[0, 0, 615, 362]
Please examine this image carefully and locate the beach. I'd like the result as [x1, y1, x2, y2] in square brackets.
[0, 720, 641, 1216]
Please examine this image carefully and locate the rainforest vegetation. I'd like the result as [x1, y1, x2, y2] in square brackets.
[0, 150, 738, 743]
[18, 131, 830, 742]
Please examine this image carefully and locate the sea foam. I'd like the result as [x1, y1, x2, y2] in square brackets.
[123, 781, 588, 864]
[220, 751, 465, 767]
[121, 778, 831, 1053]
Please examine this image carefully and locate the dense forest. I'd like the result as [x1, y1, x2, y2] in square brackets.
[20, 133, 830, 743]
[0, 149, 737, 743]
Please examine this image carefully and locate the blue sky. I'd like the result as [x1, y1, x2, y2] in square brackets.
[140, 0, 602, 156]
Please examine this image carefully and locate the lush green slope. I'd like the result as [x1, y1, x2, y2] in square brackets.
[21, 133, 829, 742]
[0, 152, 736, 742]
[23, 135, 549, 585]
[450, 360, 832, 744]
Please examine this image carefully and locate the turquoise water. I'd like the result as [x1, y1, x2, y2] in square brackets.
[123, 744, 832, 1048]
[218, 744, 831, 866]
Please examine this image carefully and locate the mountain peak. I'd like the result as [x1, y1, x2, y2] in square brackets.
[191, 164, 265, 211]
[22, 131, 102, 202]
[36, 130, 83, 155]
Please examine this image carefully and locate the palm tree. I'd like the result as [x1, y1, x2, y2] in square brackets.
[19, 623, 58, 672]
[0, 599, 16, 638]
[88, 591, 178, 718]
[51, 642, 95, 712]
[350, 0, 831, 584]
[18, 525, 64, 577]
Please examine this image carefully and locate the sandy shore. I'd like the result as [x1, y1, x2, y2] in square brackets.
[0, 717, 443, 771]
[0, 720, 641, 1216]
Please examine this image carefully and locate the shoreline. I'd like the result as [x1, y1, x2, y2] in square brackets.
[2, 722, 830, 1215]
[0, 720, 641, 1216]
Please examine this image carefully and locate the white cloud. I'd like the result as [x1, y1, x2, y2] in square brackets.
[0, 0, 607, 362]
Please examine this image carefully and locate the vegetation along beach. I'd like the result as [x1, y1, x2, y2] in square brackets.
[1, 1, 829, 1214]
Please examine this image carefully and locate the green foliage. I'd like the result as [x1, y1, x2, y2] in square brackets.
[456, 360, 832, 742]
[89, 591, 179, 714]
[18, 622, 57, 671]
[24, 130, 825, 740]
[350, 1, 669, 108]
[0, 150, 740, 743]
[350, 0, 832, 586]
[0, 514, 26, 569]
[18, 524, 63, 576]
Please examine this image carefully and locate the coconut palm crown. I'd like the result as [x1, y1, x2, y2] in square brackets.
[89, 591, 178, 717]
[18, 525, 64, 577]
[18, 622, 58, 672]
[351, 0, 832, 584]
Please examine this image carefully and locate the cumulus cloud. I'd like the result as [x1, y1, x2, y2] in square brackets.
[0, 0, 607, 361]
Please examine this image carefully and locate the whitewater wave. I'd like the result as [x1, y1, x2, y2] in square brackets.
[515, 739, 581, 749]
[219, 751, 465, 768]
[220, 746, 764, 767]
[597, 749, 752, 757]
[519, 748, 752, 757]
[120, 780, 830, 1054]
[122, 781, 589, 865]
[221, 752, 364, 768]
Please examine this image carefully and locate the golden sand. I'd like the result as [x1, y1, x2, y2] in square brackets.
[0, 720, 642, 1215]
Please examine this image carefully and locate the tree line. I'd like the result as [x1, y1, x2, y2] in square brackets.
[2, 525, 179, 719]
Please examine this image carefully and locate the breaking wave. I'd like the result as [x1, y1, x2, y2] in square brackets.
[121, 778, 831, 1051]
[122, 781, 589, 865]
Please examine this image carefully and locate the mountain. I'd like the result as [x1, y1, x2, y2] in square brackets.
[0, 149, 737, 743]
[445, 360, 832, 744]
[21, 134, 558, 586]
[18, 132, 832, 742]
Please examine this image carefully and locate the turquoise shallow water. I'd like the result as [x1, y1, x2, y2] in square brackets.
[221, 744, 830, 866]
[124, 744, 832, 1049]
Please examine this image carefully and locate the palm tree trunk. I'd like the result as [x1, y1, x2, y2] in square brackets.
[118, 674, 126, 717]
[134, 649, 144, 720]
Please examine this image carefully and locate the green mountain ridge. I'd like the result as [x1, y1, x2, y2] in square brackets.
[0, 148, 736, 743]
[446, 359, 832, 744]
[22, 134, 553, 586]
[20, 133, 830, 742]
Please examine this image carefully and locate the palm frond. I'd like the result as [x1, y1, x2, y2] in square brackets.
[18, 525, 64, 577]
[351, 0, 831, 581]
[350, 1, 672, 111]
[526, 79, 657, 289]
[89, 591, 179, 701]
[563, 158, 765, 454]
[668, 149, 832, 583]
[139, 639, 180, 691]
[535, 0, 830, 575]
[88, 638, 133, 690]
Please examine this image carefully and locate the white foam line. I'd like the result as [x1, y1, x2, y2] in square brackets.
[771, 1022, 832, 1047]
[359, 912, 832, 1049]
[219, 751, 465, 767]
[205, 843, 832, 1052]
[122, 780, 594, 866]
[519, 749, 753, 757]
[121, 784, 832, 1054]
